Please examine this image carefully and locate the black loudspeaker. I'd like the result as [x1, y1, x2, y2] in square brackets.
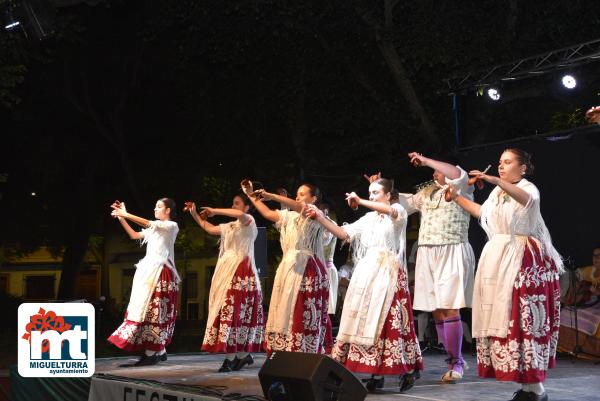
[258, 351, 367, 401]
[254, 226, 268, 278]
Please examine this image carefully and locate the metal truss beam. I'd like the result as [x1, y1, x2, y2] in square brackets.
[444, 38, 600, 92]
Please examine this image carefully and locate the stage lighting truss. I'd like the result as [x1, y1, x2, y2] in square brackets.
[444, 37, 600, 93]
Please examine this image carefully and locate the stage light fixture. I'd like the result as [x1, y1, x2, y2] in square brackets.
[561, 74, 577, 89]
[487, 88, 501, 101]
[2, 0, 56, 39]
[4, 6, 20, 30]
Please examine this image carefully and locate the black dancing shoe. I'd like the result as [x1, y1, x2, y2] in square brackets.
[134, 354, 161, 367]
[232, 354, 254, 371]
[159, 353, 167, 362]
[509, 390, 548, 401]
[218, 358, 235, 373]
[399, 370, 420, 393]
[362, 376, 384, 392]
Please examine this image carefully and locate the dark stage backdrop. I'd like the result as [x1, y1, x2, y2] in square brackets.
[456, 124, 600, 270]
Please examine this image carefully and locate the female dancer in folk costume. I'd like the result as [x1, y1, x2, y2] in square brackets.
[242, 181, 331, 354]
[449, 148, 562, 401]
[185, 195, 264, 373]
[320, 203, 339, 317]
[306, 178, 423, 393]
[398, 152, 476, 383]
[108, 198, 179, 366]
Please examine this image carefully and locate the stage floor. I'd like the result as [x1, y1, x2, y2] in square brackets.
[95, 352, 600, 401]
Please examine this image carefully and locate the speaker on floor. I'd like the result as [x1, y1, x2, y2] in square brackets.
[258, 351, 367, 401]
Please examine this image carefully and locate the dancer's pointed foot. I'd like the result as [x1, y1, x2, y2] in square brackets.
[400, 370, 420, 393]
[232, 354, 254, 371]
[509, 390, 548, 401]
[218, 357, 235, 373]
[363, 375, 384, 392]
[134, 353, 160, 367]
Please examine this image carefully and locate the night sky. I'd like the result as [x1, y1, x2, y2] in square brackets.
[2, 0, 600, 296]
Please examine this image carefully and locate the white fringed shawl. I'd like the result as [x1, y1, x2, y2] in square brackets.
[480, 179, 563, 273]
[265, 209, 325, 334]
[336, 203, 408, 346]
[323, 219, 339, 313]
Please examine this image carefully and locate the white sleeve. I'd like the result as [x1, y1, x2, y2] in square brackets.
[520, 181, 540, 210]
[446, 166, 474, 200]
[241, 213, 255, 227]
[390, 203, 407, 224]
[148, 220, 178, 231]
[398, 192, 421, 215]
[141, 220, 178, 244]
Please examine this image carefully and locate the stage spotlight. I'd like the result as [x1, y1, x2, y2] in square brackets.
[487, 88, 501, 101]
[2, 0, 56, 39]
[561, 74, 577, 89]
[4, 6, 20, 30]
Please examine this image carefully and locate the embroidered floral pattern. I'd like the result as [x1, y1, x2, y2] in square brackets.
[108, 267, 178, 352]
[332, 278, 423, 376]
[202, 258, 264, 353]
[264, 257, 332, 354]
[477, 240, 560, 383]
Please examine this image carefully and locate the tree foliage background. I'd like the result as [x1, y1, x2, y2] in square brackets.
[1, 0, 600, 297]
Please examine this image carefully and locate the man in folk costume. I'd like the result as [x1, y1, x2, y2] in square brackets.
[399, 152, 476, 383]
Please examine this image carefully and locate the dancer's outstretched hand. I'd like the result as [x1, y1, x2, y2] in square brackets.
[183, 201, 196, 213]
[445, 185, 459, 201]
[345, 192, 361, 210]
[586, 106, 600, 124]
[408, 152, 428, 167]
[302, 203, 322, 220]
[363, 172, 381, 184]
[200, 207, 216, 217]
[240, 179, 254, 196]
[111, 200, 127, 218]
[252, 189, 268, 201]
[469, 170, 499, 185]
